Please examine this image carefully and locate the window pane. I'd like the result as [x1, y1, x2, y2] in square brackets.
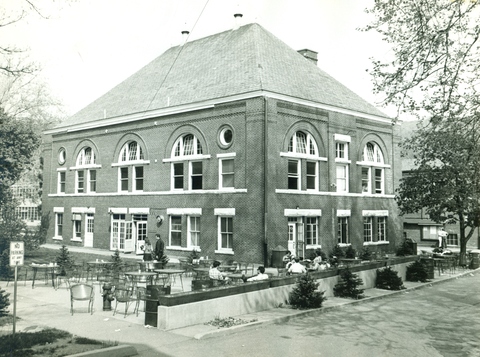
[191, 162, 202, 190]
[220, 217, 233, 249]
[59, 172, 66, 193]
[363, 216, 372, 242]
[183, 135, 194, 155]
[89, 170, 96, 192]
[171, 216, 182, 246]
[361, 167, 370, 193]
[296, 132, 307, 154]
[288, 160, 299, 190]
[77, 171, 84, 193]
[221, 159, 234, 188]
[375, 168, 383, 194]
[306, 161, 316, 190]
[174, 163, 184, 189]
[336, 165, 347, 191]
[378, 217, 387, 241]
[135, 166, 144, 191]
[120, 167, 129, 191]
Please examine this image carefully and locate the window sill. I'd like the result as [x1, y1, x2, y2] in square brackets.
[306, 244, 322, 249]
[166, 246, 198, 252]
[363, 241, 389, 246]
[215, 249, 234, 255]
[52, 237, 63, 241]
[70, 238, 83, 243]
[337, 243, 351, 248]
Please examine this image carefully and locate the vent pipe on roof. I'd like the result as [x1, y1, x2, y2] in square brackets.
[181, 30, 189, 46]
[297, 49, 318, 65]
[233, 13, 243, 30]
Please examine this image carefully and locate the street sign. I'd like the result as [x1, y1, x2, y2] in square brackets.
[9, 241, 24, 267]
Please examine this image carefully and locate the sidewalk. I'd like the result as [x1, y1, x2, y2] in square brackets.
[1, 249, 478, 356]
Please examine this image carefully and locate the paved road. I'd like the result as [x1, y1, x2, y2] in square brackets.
[156, 271, 480, 357]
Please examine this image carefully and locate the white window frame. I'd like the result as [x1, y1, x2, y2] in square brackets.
[188, 216, 201, 250]
[72, 216, 82, 242]
[219, 156, 235, 190]
[336, 164, 348, 193]
[359, 142, 387, 195]
[169, 215, 182, 247]
[189, 161, 203, 190]
[119, 167, 129, 192]
[306, 160, 318, 191]
[305, 217, 319, 246]
[337, 216, 349, 245]
[288, 159, 301, 190]
[133, 165, 144, 192]
[172, 162, 184, 190]
[363, 216, 373, 242]
[57, 170, 66, 194]
[215, 208, 235, 254]
[55, 212, 63, 239]
[378, 216, 387, 242]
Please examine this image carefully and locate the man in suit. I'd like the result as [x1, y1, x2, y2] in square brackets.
[154, 233, 164, 261]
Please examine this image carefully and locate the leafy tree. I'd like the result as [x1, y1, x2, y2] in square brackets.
[55, 245, 74, 276]
[364, 1, 480, 265]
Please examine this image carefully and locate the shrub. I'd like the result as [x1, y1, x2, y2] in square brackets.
[110, 249, 123, 276]
[375, 266, 405, 290]
[0, 286, 10, 317]
[360, 247, 373, 261]
[55, 245, 74, 276]
[330, 244, 346, 259]
[0, 251, 10, 280]
[406, 261, 430, 282]
[187, 249, 200, 264]
[333, 267, 365, 299]
[345, 245, 357, 259]
[396, 239, 414, 256]
[288, 274, 327, 309]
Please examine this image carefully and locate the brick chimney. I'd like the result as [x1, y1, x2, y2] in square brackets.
[297, 49, 318, 65]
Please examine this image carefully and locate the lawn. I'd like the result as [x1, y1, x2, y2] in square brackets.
[0, 315, 117, 357]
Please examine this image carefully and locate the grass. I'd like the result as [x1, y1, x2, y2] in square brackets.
[0, 319, 117, 357]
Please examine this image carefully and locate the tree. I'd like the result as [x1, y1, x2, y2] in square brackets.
[364, 0, 480, 265]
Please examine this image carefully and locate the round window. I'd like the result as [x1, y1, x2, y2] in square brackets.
[219, 126, 234, 148]
[58, 148, 66, 165]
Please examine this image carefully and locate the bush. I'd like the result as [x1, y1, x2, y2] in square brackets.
[288, 274, 326, 309]
[345, 245, 356, 259]
[0, 251, 10, 280]
[333, 267, 365, 299]
[396, 239, 414, 256]
[406, 261, 430, 282]
[110, 249, 123, 276]
[55, 245, 74, 276]
[360, 247, 373, 261]
[187, 249, 200, 264]
[375, 266, 405, 290]
[330, 244, 346, 259]
[0, 286, 10, 317]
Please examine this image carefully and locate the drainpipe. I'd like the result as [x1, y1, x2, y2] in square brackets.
[263, 97, 269, 266]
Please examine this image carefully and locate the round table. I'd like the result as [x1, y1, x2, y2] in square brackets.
[153, 269, 186, 291]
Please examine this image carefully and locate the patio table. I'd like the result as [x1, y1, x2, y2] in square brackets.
[86, 261, 114, 282]
[30, 263, 57, 289]
[153, 269, 185, 291]
[123, 271, 158, 288]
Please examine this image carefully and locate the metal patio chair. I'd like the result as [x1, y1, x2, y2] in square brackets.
[70, 284, 94, 315]
[113, 287, 134, 318]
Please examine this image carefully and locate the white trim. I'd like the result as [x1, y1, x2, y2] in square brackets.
[111, 160, 150, 167]
[53, 207, 64, 213]
[167, 208, 202, 216]
[362, 210, 389, 217]
[216, 152, 236, 158]
[337, 209, 351, 217]
[45, 91, 391, 135]
[334, 158, 351, 164]
[284, 209, 322, 217]
[129, 208, 150, 214]
[70, 238, 83, 243]
[280, 152, 328, 161]
[274, 189, 395, 198]
[56, 167, 67, 172]
[48, 188, 249, 197]
[108, 207, 128, 214]
[356, 161, 391, 168]
[72, 207, 95, 214]
[52, 236, 63, 241]
[214, 208, 236, 216]
[69, 164, 102, 170]
[334, 134, 351, 142]
[363, 241, 390, 246]
[163, 155, 211, 163]
[214, 249, 234, 255]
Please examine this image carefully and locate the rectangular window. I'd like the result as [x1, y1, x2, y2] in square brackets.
[220, 216, 233, 250]
[378, 217, 387, 241]
[306, 161, 317, 190]
[56, 213, 63, 237]
[188, 216, 200, 248]
[77, 170, 85, 193]
[363, 216, 373, 242]
[446, 233, 458, 246]
[120, 167, 129, 191]
[89, 170, 96, 192]
[173, 163, 184, 189]
[288, 160, 300, 190]
[361, 167, 370, 193]
[336, 142, 348, 159]
[374, 168, 384, 194]
[74, 219, 82, 239]
[58, 172, 66, 193]
[134, 166, 144, 191]
[337, 217, 349, 244]
[220, 158, 234, 189]
[86, 213, 94, 234]
[191, 161, 202, 190]
[170, 215, 182, 246]
[305, 217, 318, 245]
[336, 165, 348, 192]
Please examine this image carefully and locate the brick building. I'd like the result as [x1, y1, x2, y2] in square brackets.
[42, 23, 403, 265]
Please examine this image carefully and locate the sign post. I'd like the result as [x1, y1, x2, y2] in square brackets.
[9, 241, 24, 336]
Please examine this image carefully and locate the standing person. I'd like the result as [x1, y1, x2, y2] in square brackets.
[154, 233, 164, 261]
[142, 239, 153, 261]
[438, 228, 448, 250]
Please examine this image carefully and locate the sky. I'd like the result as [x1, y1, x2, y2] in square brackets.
[3, 0, 391, 117]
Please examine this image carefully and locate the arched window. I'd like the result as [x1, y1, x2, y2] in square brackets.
[117, 141, 146, 192]
[361, 142, 385, 194]
[171, 134, 205, 191]
[75, 147, 98, 193]
[286, 131, 320, 191]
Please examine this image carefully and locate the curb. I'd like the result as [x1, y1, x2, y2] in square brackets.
[67, 344, 138, 357]
[195, 268, 478, 340]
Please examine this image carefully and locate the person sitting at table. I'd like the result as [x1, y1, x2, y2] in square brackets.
[209, 260, 231, 284]
[283, 250, 294, 265]
[242, 266, 269, 282]
[142, 239, 153, 261]
[287, 258, 307, 275]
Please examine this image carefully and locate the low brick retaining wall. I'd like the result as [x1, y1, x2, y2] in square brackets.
[156, 256, 418, 330]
